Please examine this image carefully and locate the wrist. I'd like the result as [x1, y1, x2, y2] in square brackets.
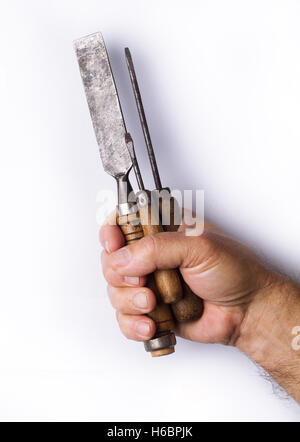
[236, 275, 300, 401]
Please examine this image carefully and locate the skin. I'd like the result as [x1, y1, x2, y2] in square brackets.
[100, 219, 300, 403]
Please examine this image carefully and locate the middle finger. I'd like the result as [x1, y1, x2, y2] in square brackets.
[107, 285, 156, 314]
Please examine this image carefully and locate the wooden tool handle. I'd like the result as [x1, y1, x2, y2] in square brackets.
[171, 275, 204, 321]
[137, 193, 182, 304]
[117, 212, 175, 339]
[163, 196, 204, 322]
[146, 274, 175, 334]
[117, 212, 144, 244]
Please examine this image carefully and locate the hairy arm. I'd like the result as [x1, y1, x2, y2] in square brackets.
[237, 278, 300, 402]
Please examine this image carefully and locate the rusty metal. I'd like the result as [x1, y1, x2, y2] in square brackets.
[74, 32, 134, 208]
[144, 332, 176, 353]
[125, 132, 145, 191]
[74, 33, 131, 180]
[125, 47, 163, 190]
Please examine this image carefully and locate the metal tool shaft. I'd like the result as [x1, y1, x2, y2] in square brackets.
[125, 48, 162, 190]
[125, 133, 145, 191]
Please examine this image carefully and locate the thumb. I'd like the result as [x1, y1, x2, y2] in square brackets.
[106, 231, 215, 277]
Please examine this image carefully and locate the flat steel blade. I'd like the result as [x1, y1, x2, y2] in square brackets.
[74, 32, 131, 178]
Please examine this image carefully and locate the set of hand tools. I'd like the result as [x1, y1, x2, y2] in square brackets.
[74, 32, 203, 356]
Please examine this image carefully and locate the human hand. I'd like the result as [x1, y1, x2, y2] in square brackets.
[100, 219, 275, 346]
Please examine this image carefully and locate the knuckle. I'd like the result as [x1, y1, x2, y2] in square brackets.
[115, 310, 122, 325]
[100, 249, 106, 265]
[117, 314, 133, 339]
[100, 250, 109, 273]
[107, 285, 117, 307]
[140, 234, 161, 258]
[103, 269, 120, 286]
[115, 310, 128, 326]
[185, 231, 218, 268]
[102, 265, 111, 283]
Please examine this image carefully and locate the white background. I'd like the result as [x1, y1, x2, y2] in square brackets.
[0, 0, 299, 421]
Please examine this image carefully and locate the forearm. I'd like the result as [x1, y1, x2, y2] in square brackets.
[237, 277, 300, 403]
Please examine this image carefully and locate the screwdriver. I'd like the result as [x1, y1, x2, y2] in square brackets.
[125, 133, 182, 305]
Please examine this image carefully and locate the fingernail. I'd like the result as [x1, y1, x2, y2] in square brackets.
[136, 321, 151, 338]
[124, 276, 140, 286]
[133, 293, 148, 309]
[112, 247, 130, 266]
[104, 240, 111, 253]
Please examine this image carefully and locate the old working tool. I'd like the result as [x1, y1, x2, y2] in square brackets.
[125, 133, 183, 304]
[125, 48, 204, 321]
[74, 32, 177, 356]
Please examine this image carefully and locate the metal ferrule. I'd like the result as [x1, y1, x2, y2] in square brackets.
[144, 332, 176, 353]
[116, 173, 139, 216]
[136, 189, 151, 208]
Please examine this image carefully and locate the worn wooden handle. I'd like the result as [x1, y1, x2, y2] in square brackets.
[171, 275, 204, 321]
[117, 212, 144, 244]
[117, 212, 175, 335]
[163, 196, 204, 322]
[137, 195, 182, 304]
[146, 274, 175, 334]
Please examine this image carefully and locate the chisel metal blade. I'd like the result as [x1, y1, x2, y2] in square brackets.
[74, 32, 131, 178]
